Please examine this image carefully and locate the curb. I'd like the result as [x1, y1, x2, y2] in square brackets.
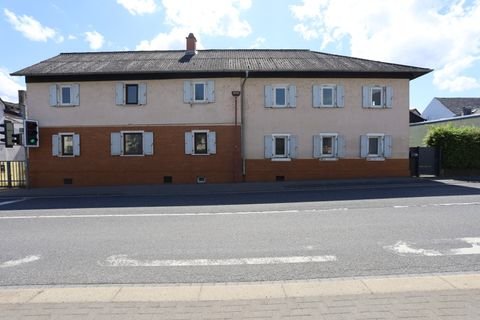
[1, 273, 480, 304]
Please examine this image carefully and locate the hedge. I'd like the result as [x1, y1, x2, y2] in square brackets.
[424, 125, 480, 169]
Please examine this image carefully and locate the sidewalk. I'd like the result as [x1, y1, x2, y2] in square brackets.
[1, 273, 480, 319]
[0, 177, 454, 199]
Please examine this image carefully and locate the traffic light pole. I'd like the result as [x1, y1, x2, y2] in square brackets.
[19, 90, 30, 189]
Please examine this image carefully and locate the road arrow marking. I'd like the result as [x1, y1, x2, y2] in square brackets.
[99, 255, 337, 267]
[0, 255, 41, 268]
[384, 237, 480, 257]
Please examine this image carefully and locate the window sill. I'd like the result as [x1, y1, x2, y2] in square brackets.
[366, 156, 385, 161]
[271, 158, 291, 162]
[191, 153, 211, 156]
[120, 154, 146, 157]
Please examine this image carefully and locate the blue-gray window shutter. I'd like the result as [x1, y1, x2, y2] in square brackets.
[288, 85, 296, 107]
[73, 134, 80, 156]
[264, 85, 273, 107]
[115, 83, 125, 105]
[49, 85, 58, 106]
[143, 132, 154, 155]
[206, 80, 215, 103]
[313, 135, 321, 158]
[184, 81, 192, 103]
[385, 86, 393, 108]
[337, 135, 345, 158]
[52, 135, 59, 156]
[289, 135, 298, 158]
[336, 85, 344, 108]
[71, 84, 80, 106]
[111, 132, 122, 156]
[360, 135, 368, 157]
[312, 85, 321, 108]
[264, 135, 273, 158]
[185, 132, 193, 154]
[138, 83, 147, 105]
[362, 86, 370, 108]
[384, 135, 392, 157]
[207, 131, 216, 154]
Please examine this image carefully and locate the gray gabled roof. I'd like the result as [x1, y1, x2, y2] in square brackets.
[12, 49, 431, 80]
[437, 97, 480, 116]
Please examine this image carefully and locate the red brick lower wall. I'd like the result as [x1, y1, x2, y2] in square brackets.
[29, 125, 241, 187]
[245, 159, 410, 182]
[29, 126, 409, 187]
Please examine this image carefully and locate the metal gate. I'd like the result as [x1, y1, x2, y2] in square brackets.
[0, 161, 27, 188]
[410, 147, 441, 177]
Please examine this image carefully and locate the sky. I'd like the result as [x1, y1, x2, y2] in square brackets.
[1, 0, 480, 112]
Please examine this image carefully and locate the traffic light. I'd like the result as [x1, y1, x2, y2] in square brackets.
[0, 120, 14, 148]
[24, 120, 39, 147]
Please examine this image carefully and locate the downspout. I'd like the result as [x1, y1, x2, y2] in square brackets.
[240, 70, 249, 179]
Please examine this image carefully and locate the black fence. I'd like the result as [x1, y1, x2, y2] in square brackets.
[0, 161, 27, 188]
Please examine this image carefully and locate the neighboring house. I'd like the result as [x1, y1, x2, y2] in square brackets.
[409, 109, 425, 123]
[422, 97, 480, 121]
[12, 33, 431, 187]
[0, 96, 25, 161]
[410, 114, 480, 147]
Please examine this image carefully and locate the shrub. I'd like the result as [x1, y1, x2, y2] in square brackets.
[424, 125, 480, 169]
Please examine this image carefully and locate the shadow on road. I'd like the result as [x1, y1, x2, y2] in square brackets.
[1, 178, 480, 211]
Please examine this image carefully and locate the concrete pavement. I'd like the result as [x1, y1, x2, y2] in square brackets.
[1, 273, 480, 319]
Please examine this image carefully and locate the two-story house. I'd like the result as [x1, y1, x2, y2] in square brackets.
[12, 34, 431, 187]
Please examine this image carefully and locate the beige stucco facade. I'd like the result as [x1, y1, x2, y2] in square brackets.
[27, 78, 243, 127]
[242, 78, 410, 159]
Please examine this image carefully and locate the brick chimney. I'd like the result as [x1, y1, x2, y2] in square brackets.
[186, 33, 197, 55]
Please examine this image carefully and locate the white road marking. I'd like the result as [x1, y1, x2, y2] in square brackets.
[451, 238, 480, 255]
[0, 198, 27, 206]
[385, 237, 480, 257]
[384, 241, 442, 256]
[0, 255, 41, 268]
[99, 254, 337, 267]
[0, 208, 346, 220]
[0, 201, 478, 221]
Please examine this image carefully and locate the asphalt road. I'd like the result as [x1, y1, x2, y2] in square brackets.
[1, 179, 480, 286]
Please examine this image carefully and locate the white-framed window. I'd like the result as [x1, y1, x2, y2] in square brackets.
[185, 130, 216, 155]
[313, 85, 344, 108]
[52, 133, 80, 157]
[264, 134, 297, 160]
[115, 82, 147, 106]
[183, 80, 215, 104]
[264, 85, 296, 108]
[49, 84, 80, 107]
[110, 131, 154, 156]
[360, 134, 392, 160]
[362, 86, 393, 108]
[313, 133, 344, 159]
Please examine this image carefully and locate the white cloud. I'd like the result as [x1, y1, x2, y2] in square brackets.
[137, 0, 252, 50]
[0, 68, 25, 103]
[84, 31, 105, 50]
[136, 28, 197, 50]
[290, 0, 480, 92]
[3, 8, 58, 42]
[162, 0, 252, 38]
[249, 37, 266, 49]
[117, 0, 158, 15]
